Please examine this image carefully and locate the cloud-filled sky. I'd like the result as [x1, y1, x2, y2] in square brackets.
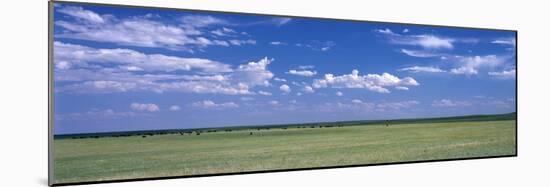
[53, 3, 516, 134]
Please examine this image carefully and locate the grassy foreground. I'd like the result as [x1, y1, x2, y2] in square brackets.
[54, 120, 516, 184]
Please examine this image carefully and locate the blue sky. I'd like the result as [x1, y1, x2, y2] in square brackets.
[53, 3, 516, 134]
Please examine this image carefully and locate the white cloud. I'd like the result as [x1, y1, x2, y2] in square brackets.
[395, 86, 409, 90]
[450, 55, 507, 75]
[302, 85, 315, 93]
[233, 57, 274, 87]
[432, 99, 472, 107]
[54, 42, 232, 73]
[57, 6, 105, 23]
[298, 65, 315, 69]
[335, 91, 343, 96]
[211, 27, 237, 37]
[269, 100, 280, 106]
[258, 91, 273, 96]
[352, 99, 363, 104]
[192, 100, 239, 109]
[245, 17, 292, 27]
[312, 70, 419, 93]
[271, 18, 292, 26]
[280, 84, 291, 93]
[450, 67, 477, 75]
[55, 5, 253, 51]
[273, 77, 287, 82]
[169, 105, 181, 111]
[296, 41, 335, 51]
[399, 66, 446, 73]
[228, 39, 257, 46]
[411, 35, 454, 49]
[400, 49, 441, 58]
[179, 15, 229, 27]
[152, 81, 252, 95]
[291, 81, 303, 86]
[375, 28, 397, 35]
[287, 69, 317, 77]
[54, 46, 274, 95]
[55, 60, 71, 70]
[130, 103, 160, 112]
[269, 41, 286, 45]
[488, 69, 516, 79]
[376, 29, 454, 49]
[491, 37, 516, 46]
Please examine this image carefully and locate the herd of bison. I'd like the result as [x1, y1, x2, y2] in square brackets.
[69, 124, 353, 140]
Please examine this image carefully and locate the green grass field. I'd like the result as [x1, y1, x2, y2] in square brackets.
[53, 119, 516, 184]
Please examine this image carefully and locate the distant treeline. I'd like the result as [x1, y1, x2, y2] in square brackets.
[54, 112, 516, 139]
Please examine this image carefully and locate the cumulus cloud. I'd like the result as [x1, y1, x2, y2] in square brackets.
[399, 66, 446, 73]
[130, 103, 160, 112]
[192, 100, 239, 109]
[450, 55, 508, 75]
[408, 35, 455, 49]
[432, 99, 472, 107]
[312, 70, 419, 93]
[302, 85, 315, 93]
[287, 69, 317, 77]
[169, 105, 181, 111]
[53, 45, 274, 95]
[280, 84, 291, 93]
[233, 57, 274, 87]
[488, 69, 516, 79]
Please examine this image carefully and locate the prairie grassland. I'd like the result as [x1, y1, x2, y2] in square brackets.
[53, 120, 516, 184]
